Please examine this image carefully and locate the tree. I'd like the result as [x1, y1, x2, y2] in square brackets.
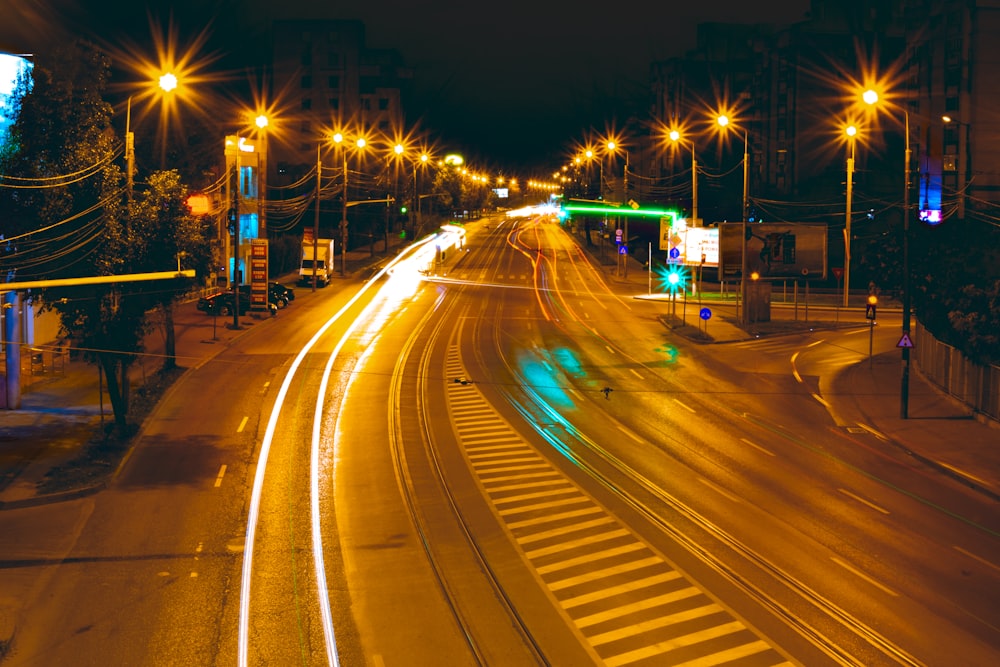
[0, 40, 205, 432]
[131, 169, 212, 369]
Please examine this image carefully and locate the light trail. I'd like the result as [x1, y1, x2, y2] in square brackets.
[238, 230, 453, 667]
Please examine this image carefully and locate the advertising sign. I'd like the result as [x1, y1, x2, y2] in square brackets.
[658, 217, 719, 267]
[250, 239, 269, 310]
[718, 222, 827, 280]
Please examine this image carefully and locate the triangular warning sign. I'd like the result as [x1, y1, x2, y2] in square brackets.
[896, 333, 914, 348]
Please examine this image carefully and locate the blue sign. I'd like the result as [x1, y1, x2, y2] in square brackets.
[669, 247, 680, 260]
[619, 246, 628, 255]
[699, 307, 712, 321]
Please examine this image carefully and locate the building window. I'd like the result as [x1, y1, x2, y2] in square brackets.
[301, 49, 312, 67]
[327, 51, 342, 68]
[378, 98, 389, 110]
[301, 121, 311, 133]
[328, 75, 340, 89]
[301, 98, 312, 110]
[329, 97, 339, 110]
[361, 98, 371, 110]
[378, 120, 390, 131]
[301, 75, 312, 89]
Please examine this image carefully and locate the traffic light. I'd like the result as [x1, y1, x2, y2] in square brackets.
[400, 205, 407, 214]
[866, 294, 877, 320]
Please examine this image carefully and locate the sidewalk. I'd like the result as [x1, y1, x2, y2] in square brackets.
[598, 244, 1000, 502]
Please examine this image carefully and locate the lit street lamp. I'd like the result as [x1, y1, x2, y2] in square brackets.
[716, 114, 750, 324]
[844, 123, 857, 308]
[863, 87, 912, 418]
[668, 129, 698, 225]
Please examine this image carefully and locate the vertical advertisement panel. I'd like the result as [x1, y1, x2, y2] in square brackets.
[250, 239, 269, 310]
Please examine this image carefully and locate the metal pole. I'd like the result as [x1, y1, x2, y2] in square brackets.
[232, 146, 240, 330]
[844, 139, 855, 307]
[341, 151, 348, 276]
[901, 111, 912, 418]
[623, 151, 630, 278]
[691, 143, 698, 226]
[740, 130, 749, 324]
[125, 97, 134, 200]
[313, 144, 320, 291]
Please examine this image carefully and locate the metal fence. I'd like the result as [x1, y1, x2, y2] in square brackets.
[915, 320, 1000, 423]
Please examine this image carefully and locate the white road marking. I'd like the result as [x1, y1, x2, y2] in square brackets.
[672, 398, 695, 413]
[236, 416, 249, 433]
[214, 465, 227, 488]
[617, 425, 644, 443]
[811, 393, 831, 408]
[831, 556, 898, 596]
[838, 487, 890, 514]
[697, 477, 742, 503]
[629, 368, 643, 379]
[739, 437, 775, 457]
[857, 423, 888, 441]
[953, 546, 1000, 573]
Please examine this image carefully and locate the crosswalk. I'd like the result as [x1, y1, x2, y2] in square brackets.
[444, 345, 796, 666]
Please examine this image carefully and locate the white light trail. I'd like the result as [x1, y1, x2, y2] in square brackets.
[238, 232, 447, 667]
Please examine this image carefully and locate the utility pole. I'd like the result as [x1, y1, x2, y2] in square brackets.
[313, 143, 320, 291]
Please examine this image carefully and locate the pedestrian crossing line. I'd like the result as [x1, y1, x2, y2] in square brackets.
[547, 556, 664, 591]
[481, 471, 564, 485]
[589, 603, 724, 644]
[506, 506, 606, 530]
[535, 542, 648, 575]
[559, 571, 684, 609]
[444, 343, 795, 667]
[574, 586, 703, 628]
[524, 529, 633, 560]
[515, 517, 618, 545]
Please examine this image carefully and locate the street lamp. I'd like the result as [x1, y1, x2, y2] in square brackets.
[863, 88, 912, 418]
[844, 124, 857, 308]
[668, 129, 698, 226]
[606, 140, 631, 277]
[716, 114, 750, 324]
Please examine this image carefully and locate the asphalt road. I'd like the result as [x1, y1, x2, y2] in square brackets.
[1, 216, 996, 665]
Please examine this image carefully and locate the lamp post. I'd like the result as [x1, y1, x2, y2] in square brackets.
[844, 124, 857, 308]
[717, 115, 750, 324]
[863, 88, 912, 418]
[942, 115, 970, 220]
[668, 129, 698, 225]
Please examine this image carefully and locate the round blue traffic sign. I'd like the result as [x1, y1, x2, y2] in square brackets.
[699, 307, 712, 321]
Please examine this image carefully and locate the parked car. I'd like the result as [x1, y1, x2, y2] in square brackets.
[269, 282, 295, 307]
[196, 291, 251, 316]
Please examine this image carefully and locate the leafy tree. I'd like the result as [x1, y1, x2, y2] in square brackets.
[131, 169, 212, 369]
[0, 40, 208, 431]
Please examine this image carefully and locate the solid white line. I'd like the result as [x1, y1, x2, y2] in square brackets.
[605, 345, 616, 354]
[739, 437, 775, 457]
[838, 488, 890, 514]
[629, 368, 643, 379]
[830, 556, 898, 597]
[214, 464, 227, 488]
[672, 398, 695, 413]
[237, 416, 249, 433]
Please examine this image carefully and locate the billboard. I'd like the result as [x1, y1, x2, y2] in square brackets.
[718, 222, 827, 280]
[659, 217, 719, 267]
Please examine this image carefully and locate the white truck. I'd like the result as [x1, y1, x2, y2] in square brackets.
[299, 237, 335, 287]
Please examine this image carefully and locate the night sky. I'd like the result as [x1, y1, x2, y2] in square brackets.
[1, 0, 811, 171]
